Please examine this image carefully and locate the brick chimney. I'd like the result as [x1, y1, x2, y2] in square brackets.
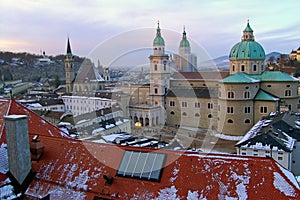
[4, 115, 31, 185]
[30, 135, 44, 161]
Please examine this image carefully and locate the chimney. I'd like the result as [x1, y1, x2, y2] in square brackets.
[4, 115, 31, 185]
[30, 135, 44, 161]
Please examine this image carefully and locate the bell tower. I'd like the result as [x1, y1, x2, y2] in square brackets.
[65, 37, 75, 93]
[149, 22, 170, 107]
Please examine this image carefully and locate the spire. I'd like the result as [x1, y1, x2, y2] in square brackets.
[153, 20, 165, 46]
[179, 26, 190, 48]
[156, 21, 161, 37]
[66, 37, 72, 55]
[182, 26, 187, 39]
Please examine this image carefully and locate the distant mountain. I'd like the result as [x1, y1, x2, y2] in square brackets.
[199, 52, 286, 70]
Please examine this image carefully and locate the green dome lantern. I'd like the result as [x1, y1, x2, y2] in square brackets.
[153, 22, 165, 46]
[179, 27, 190, 48]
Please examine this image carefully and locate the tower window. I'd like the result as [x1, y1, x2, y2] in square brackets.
[182, 112, 187, 116]
[195, 113, 200, 117]
[208, 114, 212, 118]
[241, 65, 245, 71]
[181, 101, 187, 108]
[154, 88, 158, 94]
[195, 102, 200, 108]
[154, 64, 157, 71]
[169, 101, 175, 107]
[163, 63, 166, 71]
[260, 106, 268, 114]
[285, 90, 291, 97]
[253, 64, 257, 71]
[232, 65, 235, 71]
[170, 111, 175, 115]
[245, 119, 250, 124]
[227, 91, 235, 99]
[227, 106, 234, 114]
[244, 91, 250, 99]
[244, 106, 251, 114]
[208, 103, 213, 109]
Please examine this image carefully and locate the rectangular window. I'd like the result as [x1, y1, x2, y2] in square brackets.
[208, 103, 213, 109]
[244, 106, 251, 114]
[169, 101, 175, 107]
[154, 64, 157, 71]
[260, 106, 268, 113]
[154, 88, 158, 94]
[195, 102, 200, 108]
[227, 106, 234, 113]
[182, 101, 187, 108]
[278, 157, 283, 161]
[117, 151, 166, 182]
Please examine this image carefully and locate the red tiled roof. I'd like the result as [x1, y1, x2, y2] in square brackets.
[1, 98, 300, 199]
[0, 98, 70, 186]
[172, 71, 229, 81]
[24, 136, 300, 199]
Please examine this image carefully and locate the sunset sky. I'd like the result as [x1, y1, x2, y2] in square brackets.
[1, 0, 300, 65]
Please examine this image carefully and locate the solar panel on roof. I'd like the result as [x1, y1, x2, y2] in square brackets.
[117, 151, 166, 182]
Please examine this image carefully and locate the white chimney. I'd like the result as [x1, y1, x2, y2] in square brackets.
[4, 115, 31, 185]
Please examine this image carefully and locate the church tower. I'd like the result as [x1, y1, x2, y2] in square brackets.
[65, 37, 75, 93]
[149, 22, 170, 107]
[174, 27, 197, 72]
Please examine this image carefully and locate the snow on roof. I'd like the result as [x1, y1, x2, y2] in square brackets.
[102, 133, 133, 142]
[276, 163, 300, 189]
[0, 143, 8, 174]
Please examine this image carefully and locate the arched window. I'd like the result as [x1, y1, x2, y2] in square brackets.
[253, 64, 257, 71]
[245, 119, 250, 123]
[232, 65, 235, 71]
[208, 114, 212, 118]
[182, 112, 187, 116]
[241, 65, 245, 71]
[170, 111, 175, 115]
[154, 64, 157, 71]
[195, 113, 200, 117]
[227, 119, 233, 124]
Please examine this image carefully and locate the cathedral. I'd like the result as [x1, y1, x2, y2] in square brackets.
[139, 20, 299, 136]
[65, 21, 299, 137]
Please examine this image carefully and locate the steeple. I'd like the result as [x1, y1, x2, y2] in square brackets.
[180, 26, 190, 48]
[153, 21, 165, 46]
[242, 19, 254, 41]
[66, 37, 72, 55]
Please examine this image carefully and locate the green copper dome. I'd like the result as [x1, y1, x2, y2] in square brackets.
[229, 20, 265, 60]
[229, 41, 265, 60]
[153, 23, 165, 46]
[179, 29, 190, 48]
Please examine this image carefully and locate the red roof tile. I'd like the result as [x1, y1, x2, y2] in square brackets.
[1, 98, 300, 199]
[0, 98, 70, 186]
[24, 136, 300, 199]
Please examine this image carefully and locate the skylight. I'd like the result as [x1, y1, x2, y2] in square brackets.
[117, 151, 166, 182]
